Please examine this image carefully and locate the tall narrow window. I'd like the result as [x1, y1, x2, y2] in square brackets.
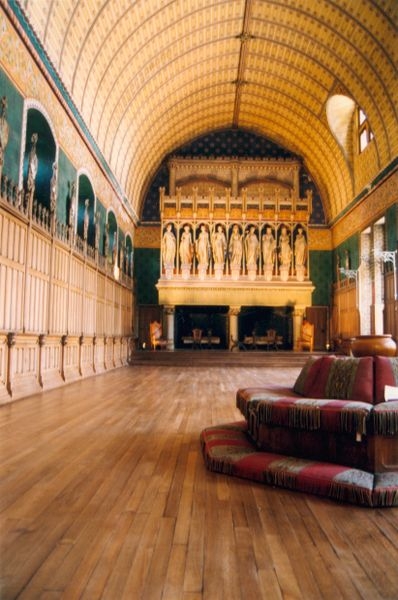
[358, 108, 374, 153]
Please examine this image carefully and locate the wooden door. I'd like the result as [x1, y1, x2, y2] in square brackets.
[306, 306, 329, 351]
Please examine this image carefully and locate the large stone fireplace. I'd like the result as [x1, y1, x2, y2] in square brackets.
[156, 157, 315, 349]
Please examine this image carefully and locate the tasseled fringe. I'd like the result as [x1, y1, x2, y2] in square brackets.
[329, 481, 373, 506]
[372, 488, 398, 507]
[257, 402, 270, 424]
[264, 469, 298, 490]
[340, 410, 368, 436]
[372, 411, 398, 435]
[204, 455, 235, 475]
[288, 406, 321, 430]
[236, 395, 260, 419]
[248, 410, 259, 443]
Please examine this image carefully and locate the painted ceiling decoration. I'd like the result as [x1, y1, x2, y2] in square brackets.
[8, 0, 397, 225]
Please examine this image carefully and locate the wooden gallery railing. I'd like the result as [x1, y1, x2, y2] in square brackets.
[0, 175, 134, 403]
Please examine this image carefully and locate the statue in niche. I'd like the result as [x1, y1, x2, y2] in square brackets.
[69, 181, 76, 229]
[245, 225, 259, 267]
[262, 226, 276, 267]
[196, 224, 211, 267]
[104, 222, 110, 258]
[120, 244, 125, 272]
[179, 224, 193, 265]
[212, 224, 227, 265]
[50, 162, 58, 214]
[228, 224, 243, 269]
[294, 227, 307, 267]
[83, 199, 90, 241]
[279, 225, 292, 267]
[0, 96, 9, 182]
[344, 249, 350, 270]
[162, 223, 176, 268]
[112, 232, 117, 264]
[27, 133, 38, 194]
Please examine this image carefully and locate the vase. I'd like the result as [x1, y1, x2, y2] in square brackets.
[349, 334, 397, 357]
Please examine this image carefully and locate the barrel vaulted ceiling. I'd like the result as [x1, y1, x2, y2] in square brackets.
[14, 0, 398, 223]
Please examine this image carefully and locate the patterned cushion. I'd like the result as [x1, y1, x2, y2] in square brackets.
[255, 397, 372, 436]
[293, 356, 324, 395]
[236, 386, 298, 419]
[294, 356, 374, 403]
[200, 422, 398, 507]
[374, 356, 398, 404]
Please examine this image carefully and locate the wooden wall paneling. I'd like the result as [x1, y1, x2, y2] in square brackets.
[0, 206, 133, 402]
[0, 211, 26, 331]
[50, 246, 69, 334]
[96, 273, 106, 336]
[94, 337, 106, 373]
[83, 265, 97, 336]
[0, 334, 9, 402]
[384, 272, 397, 341]
[41, 335, 63, 391]
[9, 334, 41, 400]
[68, 256, 84, 335]
[80, 338, 95, 377]
[25, 231, 50, 333]
[63, 336, 81, 383]
[105, 278, 115, 335]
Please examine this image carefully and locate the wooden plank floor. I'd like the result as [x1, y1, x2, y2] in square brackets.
[1, 365, 398, 600]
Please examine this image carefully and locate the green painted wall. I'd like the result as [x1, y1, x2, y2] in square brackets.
[386, 203, 397, 251]
[57, 149, 76, 225]
[135, 248, 160, 305]
[0, 68, 24, 184]
[309, 250, 333, 306]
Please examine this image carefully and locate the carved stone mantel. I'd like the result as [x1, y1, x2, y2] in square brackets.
[156, 277, 314, 309]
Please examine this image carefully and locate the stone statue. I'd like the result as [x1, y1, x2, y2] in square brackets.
[212, 224, 227, 265]
[179, 224, 193, 265]
[294, 227, 306, 267]
[0, 96, 9, 182]
[245, 226, 259, 267]
[50, 162, 58, 214]
[162, 223, 176, 267]
[262, 226, 276, 267]
[279, 226, 292, 267]
[228, 224, 243, 269]
[83, 199, 89, 241]
[27, 133, 38, 194]
[196, 224, 210, 267]
[69, 181, 76, 229]
[104, 222, 110, 258]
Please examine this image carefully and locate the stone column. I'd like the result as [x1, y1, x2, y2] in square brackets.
[165, 305, 175, 350]
[228, 306, 241, 351]
[293, 309, 305, 350]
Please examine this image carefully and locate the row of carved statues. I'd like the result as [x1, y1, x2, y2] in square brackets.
[161, 221, 308, 279]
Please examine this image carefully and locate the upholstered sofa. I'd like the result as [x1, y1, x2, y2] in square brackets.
[200, 355, 398, 506]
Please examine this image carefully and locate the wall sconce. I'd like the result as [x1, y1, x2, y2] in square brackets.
[339, 267, 358, 281]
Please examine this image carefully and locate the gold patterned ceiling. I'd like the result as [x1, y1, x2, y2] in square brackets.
[16, 0, 398, 223]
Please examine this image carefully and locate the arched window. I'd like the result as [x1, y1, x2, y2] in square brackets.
[326, 94, 355, 161]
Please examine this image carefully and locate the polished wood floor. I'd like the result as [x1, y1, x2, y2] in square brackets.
[1, 364, 398, 600]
